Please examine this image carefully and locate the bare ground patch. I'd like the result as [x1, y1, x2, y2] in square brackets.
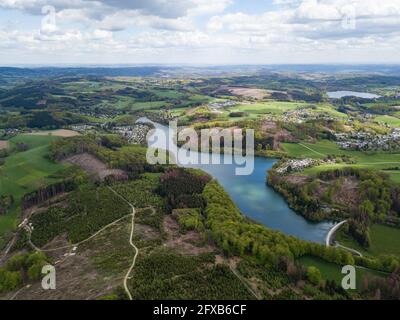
[225, 87, 271, 100]
[63, 153, 127, 181]
[162, 215, 215, 256]
[273, 129, 296, 149]
[313, 177, 359, 208]
[261, 121, 278, 132]
[259, 121, 295, 150]
[331, 177, 359, 208]
[28, 129, 80, 137]
[0, 140, 9, 150]
[8, 220, 133, 300]
[285, 175, 311, 185]
[135, 224, 160, 241]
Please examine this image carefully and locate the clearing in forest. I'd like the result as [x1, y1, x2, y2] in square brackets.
[63, 152, 127, 181]
[0, 140, 9, 150]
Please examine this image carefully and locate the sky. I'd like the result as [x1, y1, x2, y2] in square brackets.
[0, 0, 399, 66]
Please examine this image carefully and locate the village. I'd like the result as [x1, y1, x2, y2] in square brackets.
[335, 128, 400, 151]
[275, 158, 319, 174]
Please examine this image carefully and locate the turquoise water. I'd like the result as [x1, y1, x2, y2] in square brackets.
[140, 118, 334, 243]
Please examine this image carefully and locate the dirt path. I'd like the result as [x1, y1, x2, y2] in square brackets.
[107, 186, 138, 301]
[25, 213, 133, 253]
[11, 189, 143, 301]
[225, 258, 261, 300]
[298, 143, 325, 157]
[228, 264, 261, 300]
[0, 237, 17, 266]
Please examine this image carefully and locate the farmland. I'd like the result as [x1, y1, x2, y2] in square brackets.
[282, 140, 400, 181]
[0, 135, 67, 242]
[0, 66, 400, 300]
[375, 115, 400, 128]
[228, 101, 308, 115]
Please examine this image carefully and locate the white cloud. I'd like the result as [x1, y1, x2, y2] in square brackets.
[0, 0, 400, 64]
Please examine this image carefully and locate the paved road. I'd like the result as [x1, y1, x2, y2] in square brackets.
[326, 220, 348, 247]
[326, 220, 364, 257]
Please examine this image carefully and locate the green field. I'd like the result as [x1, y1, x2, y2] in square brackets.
[0, 135, 67, 242]
[130, 101, 166, 110]
[337, 224, 400, 259]
[150, 89, 184, 99]
[282, 140, 400, 178]
[226, 101, 346, 118]
[368, 224, 400, 257]
[229, 101, 308, 115]
[299, 256, 386, 290]
[375, 115, 400, 128]
[386, 170, 400, 184]
[283, 140, 400, 162]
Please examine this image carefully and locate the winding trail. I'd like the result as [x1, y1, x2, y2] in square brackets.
[14, 187, 139, 301]
[107, 186, 138, 301]
[0, 237, 17, 266]
[26, 213, 133, 253]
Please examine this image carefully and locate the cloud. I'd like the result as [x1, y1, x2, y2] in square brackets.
[0, 0, 399, 64]
[0, 0, 232, 18]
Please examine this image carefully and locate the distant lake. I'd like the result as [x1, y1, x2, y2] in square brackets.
[327, 91, 381, 99]
[138, 117, 334, 244]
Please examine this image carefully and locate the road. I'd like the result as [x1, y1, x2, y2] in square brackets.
[335, 243, 363, 257]
[326, 220, 364, 257]
[326, 220, 348, 247]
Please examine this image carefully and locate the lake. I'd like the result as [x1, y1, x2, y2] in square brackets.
[139, 117, 334, 243]
[327, 91, 381, 99]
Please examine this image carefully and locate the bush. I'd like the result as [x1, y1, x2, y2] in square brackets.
[0, 251, 49, 293]
[307, 266, 322, 285]
[173, 208, 204, 232]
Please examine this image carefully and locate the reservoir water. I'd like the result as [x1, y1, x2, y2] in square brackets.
[139, 117, 334, 243]
[327, 91, 381, 99]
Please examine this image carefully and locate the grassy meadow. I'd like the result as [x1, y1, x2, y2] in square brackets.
[375, 115, 400, 128]
[229, 101, 308, 115]
[299, 256, 387, 291]
[0, 135, 67, 242]
[337, 224, 400, 259]
[282, 140, 400, 182]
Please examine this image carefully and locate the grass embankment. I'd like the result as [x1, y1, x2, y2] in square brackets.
[337, 224, 400, 259]
[0, 135, 66, 242]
